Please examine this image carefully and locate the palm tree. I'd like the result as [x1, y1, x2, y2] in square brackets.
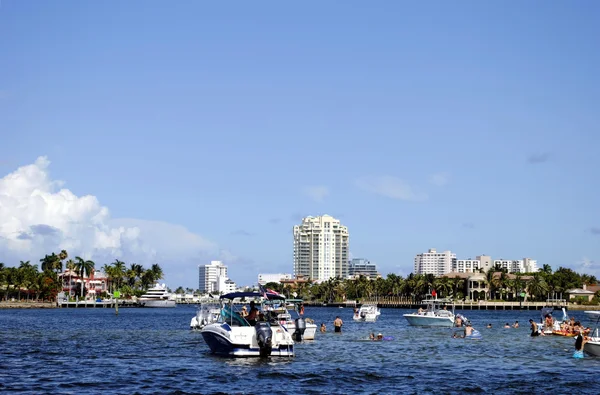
[75, 257, 95, 298]
[150, 263, 164, 282]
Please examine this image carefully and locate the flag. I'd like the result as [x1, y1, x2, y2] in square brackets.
[258, 284, 285, 300]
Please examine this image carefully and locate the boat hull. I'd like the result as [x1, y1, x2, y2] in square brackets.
[282, 323, 318, 340]
[139, 299, 176, 308]
[584, 341, 600, 357]
[201, 324, 294, 357]
[404, 314, 454, 327]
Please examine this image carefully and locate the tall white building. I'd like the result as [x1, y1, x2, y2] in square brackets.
[198, 260, 235, 293]
[258, 273, 293, 285]
[293, 214, 349, 282]
[414, 248, 456, 276]
[452, 255, 492, 273]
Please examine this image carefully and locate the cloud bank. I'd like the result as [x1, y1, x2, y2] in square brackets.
[0, 157, 239, 288]
[303, 186, 330, 202]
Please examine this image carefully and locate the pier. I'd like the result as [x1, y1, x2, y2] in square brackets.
[58, 300, 140, 308]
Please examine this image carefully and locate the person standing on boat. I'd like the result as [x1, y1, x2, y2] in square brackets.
[333, 316, 343, 333]
[574, 333, 586, 358]
[299, 303, 305, 315]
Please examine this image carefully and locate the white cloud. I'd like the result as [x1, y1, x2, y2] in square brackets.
[430, 172, 450, 187]
[0, 157, 241, 288]
[573, 256, 599, 277]
[354, 176, 427, 201]
[303, 186, 330, 202]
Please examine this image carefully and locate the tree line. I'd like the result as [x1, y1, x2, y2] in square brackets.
[0, 249, 165, 301]
[262, 265, 600, 304]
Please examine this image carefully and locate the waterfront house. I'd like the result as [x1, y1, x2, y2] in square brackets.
[59, 269, 108, 298]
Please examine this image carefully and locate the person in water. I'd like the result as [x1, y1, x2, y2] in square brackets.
[320, 323, 326, 333]
[465, 323, 474, 336]
[455, 315, 463, 327]
[574, 333, 586, 359]
[529, 319, 540, 337]
[376, 333, 383, 341]
[486, 323, 492, 328]
[513, 321, 519, 328]
[504, 323, 511, 328]
[333, 316, 343, 333]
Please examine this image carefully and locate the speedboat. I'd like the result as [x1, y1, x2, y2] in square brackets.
[583, 311, 600, 356]
[353, 304, 381, 322]
[138, 283, 176, 308]
[190, 301, 221, 330]
[200, 291, 295, 357]
[264, 299, 317, 341]
[403, 298, 463, 327]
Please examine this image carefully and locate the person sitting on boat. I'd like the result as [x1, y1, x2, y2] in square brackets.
[513, 321, 519, 328]
[417, 308, 424, 315]
[544, 314, 553, 330]
[240, 306, 248, 317]
[320, 323, 326, 333]
[246, 301, 259, 325]
[574, 333, 586, 359]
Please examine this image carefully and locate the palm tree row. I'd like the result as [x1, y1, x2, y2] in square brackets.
[0, 249, 165, 301]
[263, 265, 598, 304]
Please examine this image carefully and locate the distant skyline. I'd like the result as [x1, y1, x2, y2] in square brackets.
[1, 1, 599, 288]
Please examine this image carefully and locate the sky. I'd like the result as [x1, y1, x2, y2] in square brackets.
[1, 1, 599, 289]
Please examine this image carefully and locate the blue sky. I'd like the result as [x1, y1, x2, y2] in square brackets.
[1, 1, 599, 288]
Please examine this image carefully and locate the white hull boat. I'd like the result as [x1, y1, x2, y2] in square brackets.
[584, 312, 600, 356]
[138, 283, 176, 308]
[266, 298, 317, 341]
[200, 291, 295, 357]
[403, 297, 463, 328]
[190, 303, 221, 330]
[353, 304, 381, 322]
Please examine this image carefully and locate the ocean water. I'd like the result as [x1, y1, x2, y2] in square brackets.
[0, 306, 599, 394]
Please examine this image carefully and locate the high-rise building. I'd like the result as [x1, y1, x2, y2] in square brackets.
[293, 214, 349, 282]
[348, 258, 379, 278]
[414, 248, 456, 276]
[198, 260, 231, 293]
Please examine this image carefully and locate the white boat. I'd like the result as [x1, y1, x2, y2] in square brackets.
[583, 311, 600, 356]
[201, 291, 295, 357]
[265, 299, 317, 341]
[138, 283, 176, 308]
[353, 304, 381, 322]
[190, 301, 221, 330]
[403, 298, 463, 327]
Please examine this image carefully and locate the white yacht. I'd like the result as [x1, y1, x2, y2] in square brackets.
[404, 298, 465, 327]
[190, 301, 221, 330]
[353, 304, 381, 322]
[264, 299, 317, 341]
[138, 283, 176, 308]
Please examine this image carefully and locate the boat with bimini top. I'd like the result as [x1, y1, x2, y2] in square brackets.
[404, 297, 465, 327]
[200, 291, 295, 357]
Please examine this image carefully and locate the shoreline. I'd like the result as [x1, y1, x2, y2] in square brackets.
[0, 302, 57, 309]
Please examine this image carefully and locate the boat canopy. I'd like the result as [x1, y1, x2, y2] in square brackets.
[219, 291, 286, 301]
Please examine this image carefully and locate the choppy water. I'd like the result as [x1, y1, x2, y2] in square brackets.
[1, 306, 599, 394]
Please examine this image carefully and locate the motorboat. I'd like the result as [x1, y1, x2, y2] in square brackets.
[264, 299, 317, 341]
[537, 307, 564, 335]
[200, 291, 295, 357]
[353, 304, 381, 322]
[190, 300, 221, 330]
[584, 311, 600, 356]
[138, 283, 176, 308]
[403, 298, 464, 327]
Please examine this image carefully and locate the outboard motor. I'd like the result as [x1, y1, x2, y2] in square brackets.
[254, 322, 273, 357]
[293, 317, 306, 342]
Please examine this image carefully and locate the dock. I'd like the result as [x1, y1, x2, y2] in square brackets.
[58, 300, 140, 308]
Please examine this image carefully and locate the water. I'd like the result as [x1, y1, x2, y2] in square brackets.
[1, 306, 599, 394]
